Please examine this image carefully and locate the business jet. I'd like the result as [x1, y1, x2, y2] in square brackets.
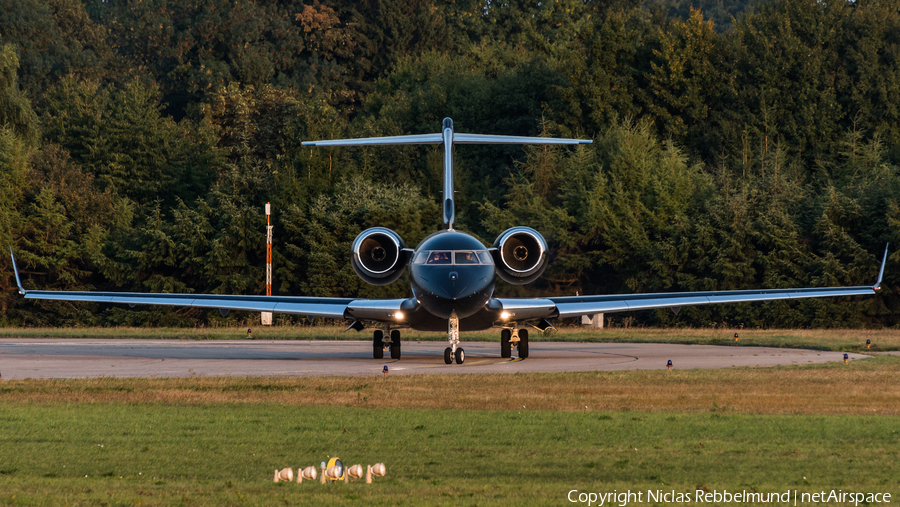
[10, 118, 888, 364]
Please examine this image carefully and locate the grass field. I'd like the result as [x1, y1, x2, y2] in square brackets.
[1, 357, 899, 506]
[1, 325, 897, 352]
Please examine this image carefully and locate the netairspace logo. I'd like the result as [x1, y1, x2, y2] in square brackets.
[567, 489, 893, 507]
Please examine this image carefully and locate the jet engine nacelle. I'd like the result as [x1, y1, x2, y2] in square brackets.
[492, 227, 548, 285]
[351, 227, 410, 285]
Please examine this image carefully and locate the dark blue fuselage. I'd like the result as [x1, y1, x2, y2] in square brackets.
[406, 230, 497, 331]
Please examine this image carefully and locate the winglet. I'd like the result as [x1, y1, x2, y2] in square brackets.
[9, 248, 26, 295]
[874, 243, 888, 290]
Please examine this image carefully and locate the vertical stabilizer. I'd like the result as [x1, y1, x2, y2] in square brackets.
[441, 118, 455, 228]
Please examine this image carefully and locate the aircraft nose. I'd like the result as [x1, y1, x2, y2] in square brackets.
[442, 271, 491, 300]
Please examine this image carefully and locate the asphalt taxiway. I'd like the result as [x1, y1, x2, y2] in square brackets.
[0, 339, 870, 379]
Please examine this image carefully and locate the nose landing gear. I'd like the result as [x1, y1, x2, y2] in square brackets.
[444, 312, 464, 364]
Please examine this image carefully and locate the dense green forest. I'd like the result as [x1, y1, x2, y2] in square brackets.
[2, 0, 899, 328]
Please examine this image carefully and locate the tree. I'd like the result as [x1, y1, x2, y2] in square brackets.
[0, 126, 30, 323]
[643, 9, 730, 155]
[0, 45, 40, 146]
[546, 9, 648, 135]
[91, 0, 359, 117]
[728, 0, 850, 165]
[0, 0, 117, 104]
[282, 177, 439, 298]
[42, 77, 220, 209]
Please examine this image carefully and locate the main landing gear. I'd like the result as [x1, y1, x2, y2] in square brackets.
[444, 312, 465, 364]
[500, 328, 528, 359]
[373, 327, 401, 360]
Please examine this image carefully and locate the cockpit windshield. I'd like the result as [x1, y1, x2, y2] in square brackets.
[426, 251, 452, 265]
[414, 250, 494, 265]
[455, 251, 478, 264]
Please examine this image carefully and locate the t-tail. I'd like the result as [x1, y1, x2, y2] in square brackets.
[302, 118, 592, 228]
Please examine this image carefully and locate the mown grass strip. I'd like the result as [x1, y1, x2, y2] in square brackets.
[2, 356, 900, 415]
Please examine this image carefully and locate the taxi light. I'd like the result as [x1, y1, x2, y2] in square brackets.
[395, 311, 404, 320]
[298, 466, 317, 483]
[366, 463, 386, 483]
[273, 468, 293, 482]
[500, 311, 510, 320]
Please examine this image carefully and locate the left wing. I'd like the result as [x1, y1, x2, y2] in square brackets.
[494, 246, 888, 322]
[10, 249, 408, 322]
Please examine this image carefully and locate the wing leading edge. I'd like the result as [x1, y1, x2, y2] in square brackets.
[496, 245, 888, 321]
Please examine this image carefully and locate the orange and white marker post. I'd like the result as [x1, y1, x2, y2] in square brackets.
[262, 202, 273, 325]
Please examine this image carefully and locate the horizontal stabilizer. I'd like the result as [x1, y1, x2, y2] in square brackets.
[452, 133, 591, 145]
[302, 134, 442, 147]
[303, 132, 592, 147]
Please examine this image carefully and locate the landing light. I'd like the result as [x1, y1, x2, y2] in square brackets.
[500, 311, 510, 320]
[395, 311, 404, 320]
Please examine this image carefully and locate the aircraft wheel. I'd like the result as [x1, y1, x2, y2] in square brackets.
[444, 347, 452, 364]
[455, 348, 465, 364]
[390, 330, 401, 360]
[500, 329, 512, 358]
[518, 329, 529, 359]
[373, 330, 384, 359]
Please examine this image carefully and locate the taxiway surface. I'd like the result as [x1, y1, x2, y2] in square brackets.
[0, 339, 869, 379]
